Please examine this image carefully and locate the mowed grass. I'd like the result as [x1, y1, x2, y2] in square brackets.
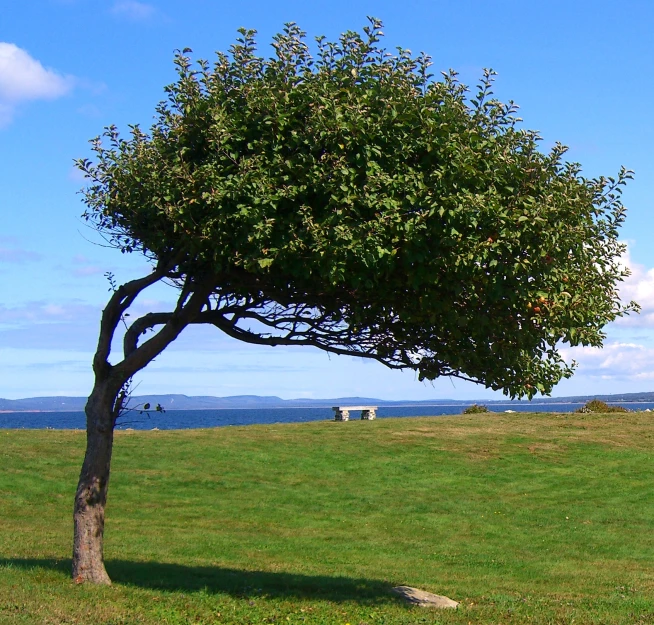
[0, 411, 652, 624]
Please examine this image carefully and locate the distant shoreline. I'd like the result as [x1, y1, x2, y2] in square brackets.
[3, 391, 653, 413]
[6, 401, 650, 414]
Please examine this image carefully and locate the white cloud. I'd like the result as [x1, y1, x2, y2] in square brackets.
[615, 246, 654, 327]
[560, 341, 654, 381]
[550, 246, 654, 387]
[0, 43, 73, 126]
[111, 1, 156, 21]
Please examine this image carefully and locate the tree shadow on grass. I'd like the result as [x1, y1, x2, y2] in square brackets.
[0, 558, 399, 605]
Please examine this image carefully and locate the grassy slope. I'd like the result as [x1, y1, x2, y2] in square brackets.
[0, 412, 652, 624]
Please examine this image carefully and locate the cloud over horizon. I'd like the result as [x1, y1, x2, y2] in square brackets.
[560, 341, 654, 382]
[0, 43, 73, 126]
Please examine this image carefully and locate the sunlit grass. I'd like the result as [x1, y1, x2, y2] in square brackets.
[1, 411, 652, 623]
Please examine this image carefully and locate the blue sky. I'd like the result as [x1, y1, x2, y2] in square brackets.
[2, 0, 654, 400]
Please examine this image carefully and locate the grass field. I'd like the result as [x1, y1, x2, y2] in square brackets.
[0, 411, 652, 624]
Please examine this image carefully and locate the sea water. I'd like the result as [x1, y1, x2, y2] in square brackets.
[1, 402, 652, 429]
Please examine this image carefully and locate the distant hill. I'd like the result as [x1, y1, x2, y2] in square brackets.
[0, 394, 438, 412]
[2, 391, 654, 412]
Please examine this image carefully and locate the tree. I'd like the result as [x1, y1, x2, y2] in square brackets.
[73, 18, 637, 583]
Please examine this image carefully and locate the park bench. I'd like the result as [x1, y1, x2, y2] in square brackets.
[332, 406, 377, 421]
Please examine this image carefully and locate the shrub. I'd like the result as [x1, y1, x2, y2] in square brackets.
[463, 404, 490, 414]
[576, 399, 630, 413]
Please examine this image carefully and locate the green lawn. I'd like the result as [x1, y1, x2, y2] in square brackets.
[1, 411, 652, 624]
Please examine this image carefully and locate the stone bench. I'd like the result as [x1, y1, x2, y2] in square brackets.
[332, 406, 377, 421]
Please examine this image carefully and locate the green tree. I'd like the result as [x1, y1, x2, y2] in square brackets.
[73, 19, 637, 583]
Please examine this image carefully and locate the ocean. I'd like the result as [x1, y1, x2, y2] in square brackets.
[1, 402, 652, 429]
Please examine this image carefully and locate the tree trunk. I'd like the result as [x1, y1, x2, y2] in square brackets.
[72, 381, 119, 584]
[70, 272, 210, 583]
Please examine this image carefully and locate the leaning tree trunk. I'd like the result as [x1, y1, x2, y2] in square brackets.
[72, 379, 120, 585]
[71, 271, 212, 583]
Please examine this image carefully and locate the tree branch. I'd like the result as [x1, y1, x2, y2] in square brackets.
[113, 278, 214, 380]
[93, 260, 177, 375]
[123, 312, 174, 358]
[119, 288, 491, 387]
[121, 305, 407, 371]
[207, 313, 406, 366]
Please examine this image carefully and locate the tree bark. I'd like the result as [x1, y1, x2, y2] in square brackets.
[72, 379, 120, 585]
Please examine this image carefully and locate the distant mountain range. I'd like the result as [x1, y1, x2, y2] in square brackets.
[2, 391, 654, 412]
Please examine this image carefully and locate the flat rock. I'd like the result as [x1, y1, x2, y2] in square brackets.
[392, 586, 459, 609]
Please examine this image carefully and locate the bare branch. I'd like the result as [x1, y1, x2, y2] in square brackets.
[208, 312, 405, 366]
[113, 278, 214, 380]
[123, 312, 173, 358]
[117, 281, 491, 388]
[93, 260, 177, 375]
[120, 303, 405, 370]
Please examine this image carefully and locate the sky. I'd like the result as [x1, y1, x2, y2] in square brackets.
[1, 0, 654, 401]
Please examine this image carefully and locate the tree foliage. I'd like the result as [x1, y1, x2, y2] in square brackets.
[78, 18, 637, 398]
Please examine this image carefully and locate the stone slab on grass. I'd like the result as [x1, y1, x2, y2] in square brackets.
[392, 585, 459, 609]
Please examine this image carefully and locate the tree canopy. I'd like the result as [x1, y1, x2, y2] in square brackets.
[78, 18, 636, 398]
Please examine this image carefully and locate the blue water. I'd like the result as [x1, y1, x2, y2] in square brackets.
[1, 402, 652, 429]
